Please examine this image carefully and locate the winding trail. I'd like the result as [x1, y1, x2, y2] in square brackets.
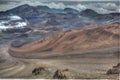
[0, 44, 119, 79]
[0, 44, 57, 78]
[0, 45, 29, 78]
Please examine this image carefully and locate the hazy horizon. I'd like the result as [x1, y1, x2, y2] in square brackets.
[0, 0, 119, 14]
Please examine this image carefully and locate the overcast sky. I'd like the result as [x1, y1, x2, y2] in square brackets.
[0, 0, 118, 4]
[0, 0, 119, 13]
[45, 0, 118, 1]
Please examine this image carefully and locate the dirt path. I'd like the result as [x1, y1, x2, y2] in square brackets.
[0, 45, 119, 79]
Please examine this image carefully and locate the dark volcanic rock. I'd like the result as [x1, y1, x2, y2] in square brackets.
[11, 39, 32, 48]
[46, 18, 59, 25]
[106, 63, 120, 75]
[53, 69, 74, 79]
[2, 28, 32, 33]
[32, 67, 49, 76]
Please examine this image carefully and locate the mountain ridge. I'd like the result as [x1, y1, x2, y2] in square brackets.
[0, 4, 119, 20]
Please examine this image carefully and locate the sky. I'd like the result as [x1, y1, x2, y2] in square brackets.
[0, 0, 119, 14]
[44, 0, 118, 1]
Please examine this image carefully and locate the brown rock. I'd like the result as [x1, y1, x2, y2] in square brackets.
[106, 63, 120, 75]
[53, 69, 74, 79]
[32, 67, 47, 75]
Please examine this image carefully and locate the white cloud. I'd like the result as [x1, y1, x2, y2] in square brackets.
[0, 0, 119, 14]
[99, 3, 118, 10]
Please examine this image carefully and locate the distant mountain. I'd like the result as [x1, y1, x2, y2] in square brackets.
[36, 6, 50, 11]
[5, 4, 39, 18]
[80, 9, 120, 21]
[80, 9, 99, 17]
[0, 4, 119, 24]
[36, 6, 52, 13]
[0, 4, 79, 18]
[64, 8, 79, 14]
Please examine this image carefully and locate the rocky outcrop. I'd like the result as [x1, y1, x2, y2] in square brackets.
[32, 67, 49, 76]
[106, 63, 120, 75]
[53, 69, 74, 79]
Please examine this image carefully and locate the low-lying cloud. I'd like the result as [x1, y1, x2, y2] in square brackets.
[0, 0, 119, 14]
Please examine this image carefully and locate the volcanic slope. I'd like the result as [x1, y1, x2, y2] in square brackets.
[9, 23, 119, 54]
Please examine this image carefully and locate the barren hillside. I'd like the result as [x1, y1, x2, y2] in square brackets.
[9, 23, 120, 53]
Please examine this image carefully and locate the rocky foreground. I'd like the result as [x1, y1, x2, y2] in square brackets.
[0, 40, 119, 79]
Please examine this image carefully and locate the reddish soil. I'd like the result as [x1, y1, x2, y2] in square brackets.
[9, 23, 119, 53]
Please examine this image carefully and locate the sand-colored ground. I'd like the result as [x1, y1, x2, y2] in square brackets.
[0, 45, 119, 79]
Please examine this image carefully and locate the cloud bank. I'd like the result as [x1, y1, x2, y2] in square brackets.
[0, 0, 119, 14]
